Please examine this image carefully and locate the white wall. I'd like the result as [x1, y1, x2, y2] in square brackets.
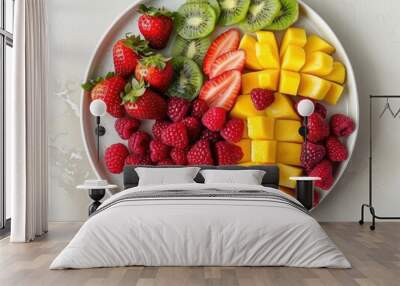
[47, 0, 400, 222]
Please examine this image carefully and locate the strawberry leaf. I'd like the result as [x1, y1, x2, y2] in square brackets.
[123, 34, 154, 56]
[122, 79, 147, 104]
[138, 4, 175, 18]
[140, 53, 168, 70]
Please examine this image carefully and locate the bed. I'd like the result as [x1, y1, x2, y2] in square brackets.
[50, 165, 350, 269]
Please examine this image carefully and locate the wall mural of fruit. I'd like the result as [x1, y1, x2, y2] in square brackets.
[81, 0, 358, 209]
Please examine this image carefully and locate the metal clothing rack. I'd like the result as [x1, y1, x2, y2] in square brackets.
[359, 95, 400, 230]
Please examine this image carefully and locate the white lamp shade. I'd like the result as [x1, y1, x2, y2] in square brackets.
[90, 99, 107, 117]
[297, 99, 315, 117]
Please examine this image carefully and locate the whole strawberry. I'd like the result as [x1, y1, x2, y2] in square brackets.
[82, 73, 126, 118]
[202, 107, 227, 132]
[200, 129, 222, 143]
[152, 120, 170, 141]
[122, 79, 167, 120]
[307, 113, 329, 143]
[138, 5, 174, 49]
[161, 122, 189, 149]
[128, 131, 151, 156]
[301, 142, 326, 173]
[187, 139, 214, 165]
[135, 54, 174, 92]
[220, 118, 244, 143]
[125, 153, 152, 166]
[115, 117, 140, 140]
[326, 136, 348, 162]
[214, 141, 243, 165]
[250, 88, 275, 110]
[149, 140, 170, 162]
[104, 143, 129, 174]
[191, 99, 209, 119]
[182, 116, 202, 141]
[167, 97, 190, 122]
[330, 114, 355, 137]
[309, 160, 334, 190]
[170, 148, 188, 165]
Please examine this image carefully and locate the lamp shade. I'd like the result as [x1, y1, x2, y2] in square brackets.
[89, 99, 107, 117]
[297, 99, 315, 117]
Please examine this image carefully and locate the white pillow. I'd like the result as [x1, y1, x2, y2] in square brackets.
[200, 169, 266, 185]
[135, 167, 201, 186]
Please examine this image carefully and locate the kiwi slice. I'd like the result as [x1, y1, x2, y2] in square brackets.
[176, 3, 217, 40]
[172, 36, 211, 66]
[167, 56, 204, 101]
[239, 0, 281, 32]
[264, 0, 299, 30]
[187, 0, 221, 19]
[218, 0, 251, 26]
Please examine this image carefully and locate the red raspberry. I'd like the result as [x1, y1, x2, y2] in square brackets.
[314, 102, 327, 119]
[125, 153, 152, 165]
[250, 88, 275, 110]
[330, 114, 356, 137]
[326, 136, 348, 162]
[104, 143, 129, 174]
[200, 129, 221, 143]
[309, 160, 334, 190]
[114, 117, 140, 140]
[152, 120, 170, 141]
[149, 140, 170, 162]
[307, 113, 329, 143]
[220, 118, 244, 143]
[170, 148, 188, 165]
[187, 139, 214, 165]
[201, 107, 227, 131]
[301, 142, 326, 173]
[214, 141, 243, 165]
[314, 190, 320, 207]
[182, 116, 202, 141]
[158, 158, 175, 165]
[167, 97, 190, 122]
[191, 99, 209, 119]
[161, 122, 189, 149]
[128, 131, 151, 155]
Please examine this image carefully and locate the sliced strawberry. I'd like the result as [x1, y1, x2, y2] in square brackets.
[199, 70, 241, 111]
[209, 50, 245, 79]
[203, 29, 240, 76]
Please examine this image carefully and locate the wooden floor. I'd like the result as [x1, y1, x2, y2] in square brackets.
[0, 222, 399, 286]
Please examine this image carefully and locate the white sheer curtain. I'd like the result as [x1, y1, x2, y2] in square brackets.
[8, 0, 48, 242]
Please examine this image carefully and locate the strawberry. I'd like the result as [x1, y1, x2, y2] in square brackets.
[220, 118, 244, 143]
[307, 113, 329, 143]
[187, 139, 214, 165]
[104, 143, 129, 174]
[214, 141, 243, 165]
[330, 114, 356, 137]
[182, 117, 202, 141]
[209, 50, 245, 79]
[203, 29, 240, 76]
[138, 5, 174, 49]
[250, 88, 275, 110]
[128, 131, 151, 156]
[309, 160, 334, 190]
[201, 107, 227, 132]
[122, 79, 167, 120]
[170, 148, 188, 165]
[135, 54, 174, 92]
[149, 140, 170, 162]
[191, 98, 209, 119]
[158, 158, 175, 165]
[326, 136, 348, 162]
[301, 142, 326, 173]
[82, 73, 126, 118]
[114, 117, 140, 140]
[199, 70, 241, 111]
[125, 153, 152, 166]
[200, 129, 221, 143]
[152, 120, 170, 141]
[167, 97, 190, 122]
[161, 122, 189, 149]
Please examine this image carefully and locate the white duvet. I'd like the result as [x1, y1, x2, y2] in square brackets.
[50, 183, 350, 269]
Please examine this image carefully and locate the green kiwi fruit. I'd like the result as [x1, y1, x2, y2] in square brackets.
[187, 0, 221, 19]
[264, 0, 299, 30]
[176, 3, 217, 40]
[167, 56, 204, 101]
[239, 0, 281, 32]
[218, 0, 251, 26]
[172, 36, 211, 66]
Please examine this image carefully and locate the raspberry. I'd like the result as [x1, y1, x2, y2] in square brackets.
[182, 116, 202, 141]
[104, 143, 129, 174]
[201, 107, 227, 131]
[214, 141, 243, 165]
[309, 160, 334, 190]
[114, 117, 140, 140]
[220, 118, 244, 143]
[158, 158, 175, 165]
[167, 97, 190, 122]
[330, 114, 355, 137]
[149, 140, 170, 162]
[170, 148, 188, 165]
[250, 88, 275, 110]
[161, 122, 189, 149]
[187, 139, 214, 165]
[307, 113, 329, 143]
[128, 131, 151, 155]
[191, 98, 209, 119]
[200, 129, 221, 143]
[125, 153, 152, 166]
[301, 142, 326, 173]
[152, 120, 170, 141]
[314, 102, 327, 119]
[326, 136, 348, 162]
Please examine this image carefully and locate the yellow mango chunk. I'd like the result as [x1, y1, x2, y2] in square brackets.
[324, 82, 344, 105]
[234, 139, 251, 163]
[281, 45, 306, 72]
[230, 94, 264, 119]
[279, 70, 300, 96]
[278, 163, 303, 189]
[256, 42, 280, 69]
[251, 140, 277, 163]
[298, 74, 332, 100]
[323, 61, 346, 84]
[242, 121, 249, 138]
[277, 142, 302, 166]
[280, 27, 307, 57]
[241, 70, 279, 94]
[301, 51, 334, 76]
[256, 31, 278, 53]
[239, 34, 263, 70]
[275, 120, 303, 143]
[304, 35, 336, 54]
[239, 162, 267, 167]
[265, 93, 300, 120]
[247, 116, 275, 140]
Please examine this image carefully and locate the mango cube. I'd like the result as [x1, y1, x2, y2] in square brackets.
[265, 93, 300, 120]
[242, 121, 249, 138]
[323, 61, 346, 84]
[304, 35, 335, 54]
[256, 42, 280, 69]
[234, 139, 251, 163]
[279, 70, 300, 96]
[277, 163, 303, 189]
[275, 120, 303, 143]
[298, 74, 331, 100]
[241, 70, 279, 94]
[230, 94, 264, 119]
[247, 116, 275, 140]
[251, 140, 277, 163]
[324, 82, 344, 105]
[239, 162, 262, 166]
[301, 51, 334, 76]
[280, 28, 307, 57]
[277, 142, 302, 166]
[281, 45, 306, 72]
[256, 31, 278, 53]
[239, 34, 263, 70]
